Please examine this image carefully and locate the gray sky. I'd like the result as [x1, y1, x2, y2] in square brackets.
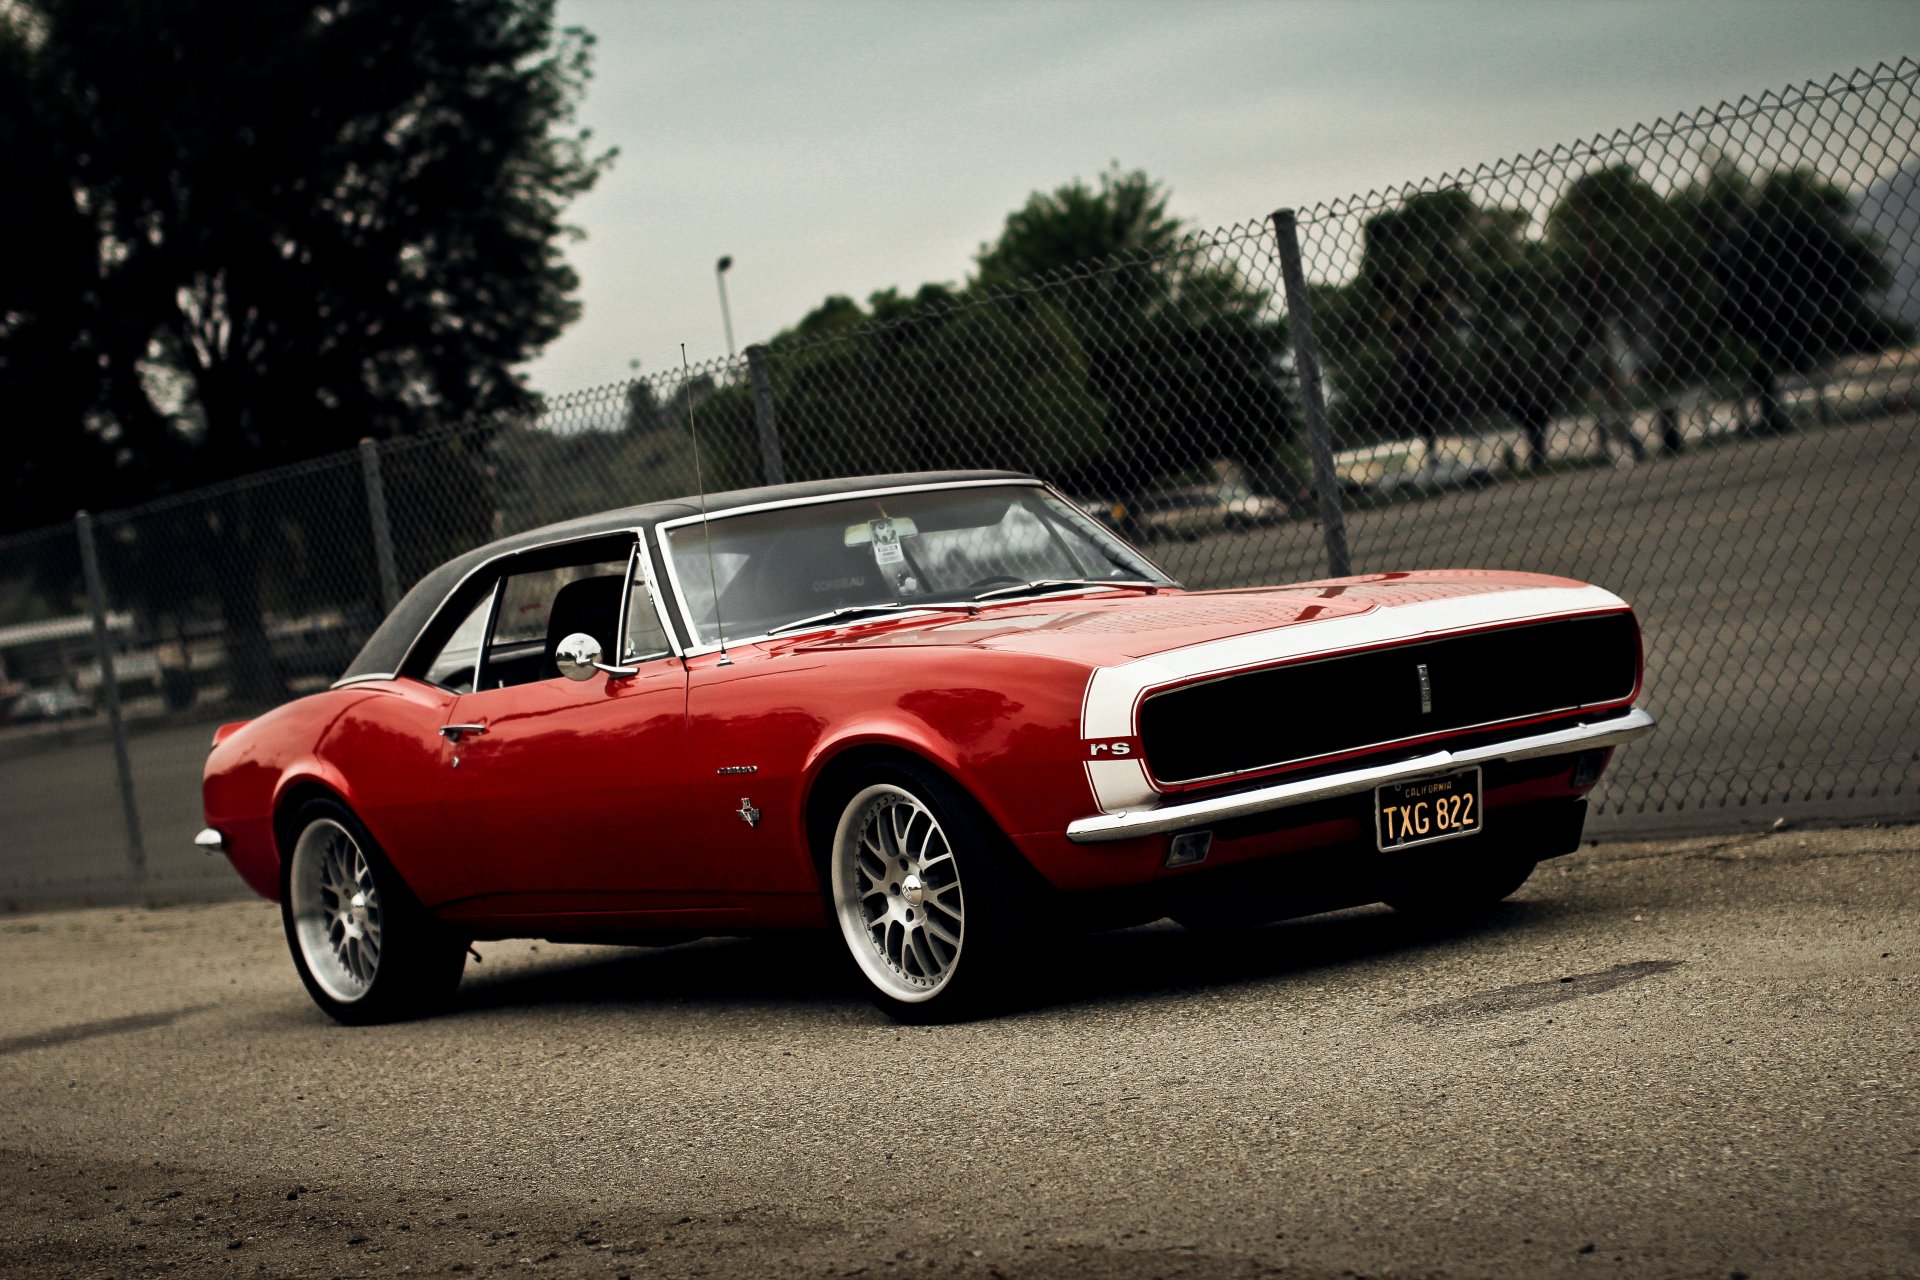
[530, 0, 1918, 394]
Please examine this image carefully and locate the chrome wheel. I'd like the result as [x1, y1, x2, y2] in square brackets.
[289, 818, 383, 1004]
[831, 783, 965, 1003]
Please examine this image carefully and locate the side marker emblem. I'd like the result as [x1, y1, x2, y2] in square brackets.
[736, 797, 762, 828]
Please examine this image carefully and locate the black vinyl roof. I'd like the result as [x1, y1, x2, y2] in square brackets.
[340, 470, 1034, 680]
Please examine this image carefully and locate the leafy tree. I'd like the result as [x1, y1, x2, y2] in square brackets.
[1545, 166, 1717, 456]
[742, 168, 1291, 503]
[757, 287, 1110, 484]
[0, 0, 612, 696]
[1679, 166, 1906, 432]
[1317, 165, 1906, 465]
[1547, 166, 1712, 385]
[974, 165, 1188, 296]
[970, 166, 1293, 497]
[1318, 190, 1537, 453]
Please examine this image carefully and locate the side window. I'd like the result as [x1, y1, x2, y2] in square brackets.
[479, 559, 630, 690]
[624, 574, 673, 663]
[419, 591, 494, 694]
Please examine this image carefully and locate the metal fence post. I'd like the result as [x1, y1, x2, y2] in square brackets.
[359, 438, 402, 612]
[1270, 209, 1352, 579]
[75, 511, 147, 883]
[745, 344, 787, 486]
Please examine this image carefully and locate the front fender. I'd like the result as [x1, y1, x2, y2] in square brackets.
[792, 675, 1095, 881]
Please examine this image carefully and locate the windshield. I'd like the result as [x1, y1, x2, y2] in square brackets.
[661, 484, 1170, 646]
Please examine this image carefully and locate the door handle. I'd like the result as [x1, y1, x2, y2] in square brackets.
[440, 723, 488, 741]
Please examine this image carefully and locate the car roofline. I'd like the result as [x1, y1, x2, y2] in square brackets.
[338, 473, 1057, 688]
[335, 470, 1037, 684]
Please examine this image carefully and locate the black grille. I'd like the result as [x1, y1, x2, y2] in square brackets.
[1139, 612, 1639, 786]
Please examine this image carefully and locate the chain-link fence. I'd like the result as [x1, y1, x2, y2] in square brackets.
[3, 60, 1915, 907]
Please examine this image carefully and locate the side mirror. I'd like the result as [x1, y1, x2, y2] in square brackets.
[555, 632, 604, 681]
[554, 632, 638, 682]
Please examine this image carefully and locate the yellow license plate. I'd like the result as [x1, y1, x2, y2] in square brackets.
[1375, 767, 1483, 851]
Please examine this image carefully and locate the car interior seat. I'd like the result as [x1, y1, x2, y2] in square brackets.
[540, 574, 626, 680]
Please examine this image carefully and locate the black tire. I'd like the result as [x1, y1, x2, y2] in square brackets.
[279, 798, 466, 1025]
[1381, 852, 1538, 918]
[821, 760, 1036, 1023]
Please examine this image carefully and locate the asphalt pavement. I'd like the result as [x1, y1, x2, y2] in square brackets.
[1, 824, 1914, 1278]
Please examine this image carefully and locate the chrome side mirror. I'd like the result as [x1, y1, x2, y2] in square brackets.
[555, 632, 637, 681]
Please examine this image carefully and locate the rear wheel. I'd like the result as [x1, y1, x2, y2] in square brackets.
[281, 799, 466, 1025]
[826, 763, 1029, 1022]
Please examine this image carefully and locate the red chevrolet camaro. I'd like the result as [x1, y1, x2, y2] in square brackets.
[199, 471, 1651, 1023]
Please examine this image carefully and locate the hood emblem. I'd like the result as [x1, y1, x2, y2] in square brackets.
[1417, 662, 1433, 714]
[736, 797, 762, 828]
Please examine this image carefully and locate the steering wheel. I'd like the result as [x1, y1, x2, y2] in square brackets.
[967, 576, 1023, 590]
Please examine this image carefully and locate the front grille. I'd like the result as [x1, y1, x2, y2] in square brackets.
[1138, 611, 1639, 786]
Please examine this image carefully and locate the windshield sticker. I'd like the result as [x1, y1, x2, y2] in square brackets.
[869, 518, 906, 568]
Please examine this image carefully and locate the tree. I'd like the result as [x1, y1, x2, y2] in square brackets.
[738, 169, 1290, 501]
[762, 286, 1109, 484]
[0, 0, 612, 696]
[971, 166, 1293, 497]
[1318, 190, 1541, 455]
[975, 165, 1187, 289]
[1313, 164, 1907, 472]
[1679, 166, 1905, 433]
[1546, 165, 1716, 457]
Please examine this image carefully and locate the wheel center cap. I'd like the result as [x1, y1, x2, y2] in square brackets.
[901, 873, 925, 907]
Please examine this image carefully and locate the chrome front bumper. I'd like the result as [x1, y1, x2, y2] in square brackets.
[1065, 709, 1654, 844]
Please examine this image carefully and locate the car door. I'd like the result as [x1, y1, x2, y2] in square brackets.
[434, 539, 697, 911]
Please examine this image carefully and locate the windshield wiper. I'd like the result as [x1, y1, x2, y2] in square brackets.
[971, 578, 1161, 603]
[764, 601, 978, 636]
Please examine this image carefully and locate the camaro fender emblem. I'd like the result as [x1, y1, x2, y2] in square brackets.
[716, 765, 758, 775]
[1417, 662, 1433, 714]
[736, 797, 762, 828]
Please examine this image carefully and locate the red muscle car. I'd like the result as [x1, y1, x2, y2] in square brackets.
[199, 471, 1651, 1023]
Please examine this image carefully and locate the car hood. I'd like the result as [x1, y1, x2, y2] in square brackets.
[786, 569, 1612, 667]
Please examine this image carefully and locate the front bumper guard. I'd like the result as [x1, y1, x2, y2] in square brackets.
[1065, 708, 1654, 844]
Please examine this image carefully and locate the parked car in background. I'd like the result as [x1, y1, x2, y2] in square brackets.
[1338, 441, 1496, 499]
[1133, 478, 1287, 541]
[268, 609, 376, 682]
[11, 686, 94, 723]
[201, 470, 1650, 1025]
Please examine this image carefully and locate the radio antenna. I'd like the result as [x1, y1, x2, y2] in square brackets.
[681, 344, 730, 664]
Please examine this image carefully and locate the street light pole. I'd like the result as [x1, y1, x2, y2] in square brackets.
[715, 255, 737, 358]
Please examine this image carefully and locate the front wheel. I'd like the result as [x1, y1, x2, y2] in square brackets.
[281, 800, 466, 1025]
[826, 764, 1028, 1022]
